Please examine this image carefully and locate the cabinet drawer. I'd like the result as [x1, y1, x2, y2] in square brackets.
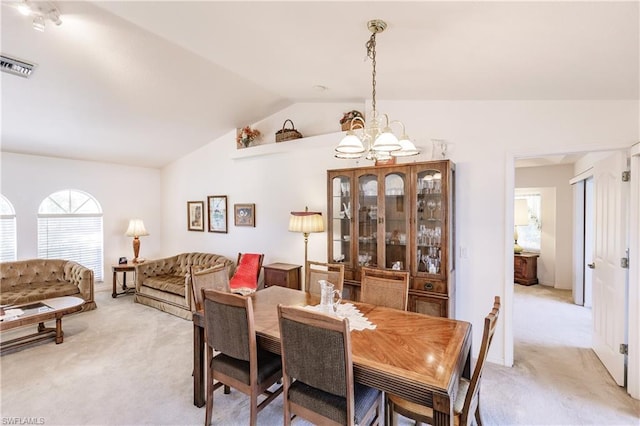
[411, 277, 447, 294]
[409, 293, 448, 318]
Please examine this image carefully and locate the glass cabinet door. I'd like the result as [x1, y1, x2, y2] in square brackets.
[329, 173, 353, 268]
[356, 172, 379, 268]
[383, 171, 408, 269]
[415, 167, 445, 277]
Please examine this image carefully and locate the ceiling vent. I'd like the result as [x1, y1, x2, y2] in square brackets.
[1, 54, 36, 78]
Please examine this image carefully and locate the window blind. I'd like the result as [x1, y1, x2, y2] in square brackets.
[0, 216, 17, 262]
[37, 215, 103, 280]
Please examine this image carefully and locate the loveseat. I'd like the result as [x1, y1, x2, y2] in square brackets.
[134, 252, 235, 320]
[0, 259, 96, 311]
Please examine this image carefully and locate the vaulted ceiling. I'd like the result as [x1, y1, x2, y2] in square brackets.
[1, 1, 638, 168]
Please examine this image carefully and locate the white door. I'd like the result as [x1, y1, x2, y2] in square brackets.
[592, 151, 628, 386]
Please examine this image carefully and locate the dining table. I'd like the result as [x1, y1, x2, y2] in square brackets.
[192, 285, 472, 426]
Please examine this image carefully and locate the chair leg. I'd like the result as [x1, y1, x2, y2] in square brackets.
[385, 396, 394, 426]
[224, 384, 230, 394]
[250, 392, 258, 426]
[475, 406, 483, 426]
[205, 348, 214, 426]
[475, 393, 483, 426]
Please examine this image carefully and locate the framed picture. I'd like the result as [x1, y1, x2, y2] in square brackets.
[187, 201, 205, 231]
[207, 195, 227, 233]
[234, 203, 255, 227]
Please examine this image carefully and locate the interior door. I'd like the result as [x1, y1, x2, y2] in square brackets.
[592, 151, 628, 386]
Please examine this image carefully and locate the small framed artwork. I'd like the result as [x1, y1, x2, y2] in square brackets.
[207, 195, 227, 233]
[187, 201, 205, 232]
[234, 203, 255, 227]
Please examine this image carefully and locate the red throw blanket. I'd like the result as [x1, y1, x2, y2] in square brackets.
[229, 253, 261, 290]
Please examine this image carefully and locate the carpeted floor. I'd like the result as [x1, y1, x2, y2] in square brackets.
[1, 283, 638, 425]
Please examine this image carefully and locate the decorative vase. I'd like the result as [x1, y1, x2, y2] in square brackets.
[241, 138, 251, 148]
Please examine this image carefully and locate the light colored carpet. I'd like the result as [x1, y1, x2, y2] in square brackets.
[1, 283, 638, 425]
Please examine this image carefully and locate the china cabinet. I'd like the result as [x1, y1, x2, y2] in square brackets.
[327, 160, 455, 317]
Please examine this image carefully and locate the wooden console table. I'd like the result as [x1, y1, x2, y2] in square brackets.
[514, 253, 539, 285]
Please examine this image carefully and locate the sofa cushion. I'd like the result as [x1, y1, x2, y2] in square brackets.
[0, 282, 81, 305]
[142, 274, 186, 296]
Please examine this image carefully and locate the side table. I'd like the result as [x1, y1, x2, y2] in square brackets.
[112, 263, 136, 298]
[263, 263, 301, 290]
[514, 253, 539, 285]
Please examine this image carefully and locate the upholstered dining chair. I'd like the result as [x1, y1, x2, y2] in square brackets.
[228, 253, 264, 294]
[386, 296, 502, 426]
[202, 289, 283, 426]
[360, 266, 410, 311]
[305, 260, 345, 297]
[190, 264, 229, 312]
[277, 304, 382, 426]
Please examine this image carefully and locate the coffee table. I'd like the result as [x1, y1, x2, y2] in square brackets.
[0, 296, 84, 353]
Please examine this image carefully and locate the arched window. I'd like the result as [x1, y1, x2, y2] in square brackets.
[0, 195, 17, 262]
[38, 189, 103, 280]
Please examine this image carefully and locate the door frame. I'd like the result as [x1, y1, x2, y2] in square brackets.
[505, 144, 639, 399]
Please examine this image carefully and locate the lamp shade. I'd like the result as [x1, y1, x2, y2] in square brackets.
[125, 219, 149, 237]
[335, 133, 365, 154]
[288, 211, 324, 234]
[514, 200, 529, 226]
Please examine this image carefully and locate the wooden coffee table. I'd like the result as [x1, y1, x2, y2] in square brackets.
[0, 296, 84, 353]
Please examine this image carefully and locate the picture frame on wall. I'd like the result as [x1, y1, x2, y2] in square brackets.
[207, 195, 227, 233]
[234, 203, 255, 227]
[187, 201, 205, 231]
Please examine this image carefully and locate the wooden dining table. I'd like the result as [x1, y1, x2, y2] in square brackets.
[192, 286, 472, 426]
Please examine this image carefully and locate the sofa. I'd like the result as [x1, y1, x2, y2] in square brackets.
[0, 259, 96, 311]
[134, 252, 235, 320]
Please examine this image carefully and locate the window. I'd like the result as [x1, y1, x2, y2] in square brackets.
[0, 195, 17, 262]
[38, 190, 103, 280]
[515, 193, 542, 253]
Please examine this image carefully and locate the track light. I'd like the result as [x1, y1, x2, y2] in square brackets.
[15, 1, 62, 31]
[32, 15, 45, 32]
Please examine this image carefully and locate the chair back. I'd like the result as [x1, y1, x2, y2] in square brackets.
[229, 253, 264, 292]
[461, 296, 501, 425]
[203, 289, 254, 362]
[278, 305, 355, 423]
[360, 266, 410, 311]
[190, 264, 229, 311]
[306, 260, 345, 297]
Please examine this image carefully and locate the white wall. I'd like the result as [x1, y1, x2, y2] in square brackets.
[0, 152, 162, 280]
[161, 99, 639, 366]
[516, 164, 575, 289]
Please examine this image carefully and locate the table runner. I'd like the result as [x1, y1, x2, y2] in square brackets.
[303, 303, 376, 331]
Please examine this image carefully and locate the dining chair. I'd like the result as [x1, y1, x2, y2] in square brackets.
[277, 304, 382, 426]
[386, 296, 502, 426]
[202, 289, 283, 426]
[228, 253, 264, 294]
[360, 266, 410, 311]
[190, 264, 229, 312]
[305, 260, 345, 297]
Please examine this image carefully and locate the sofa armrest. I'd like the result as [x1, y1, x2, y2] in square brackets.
[64, 261, 94, 303]
[135, 255, 179, 291]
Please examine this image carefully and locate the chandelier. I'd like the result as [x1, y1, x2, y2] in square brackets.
[335, 19, 420, 161]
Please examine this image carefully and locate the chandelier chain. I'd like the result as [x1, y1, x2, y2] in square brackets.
[366, 32, 377, 113]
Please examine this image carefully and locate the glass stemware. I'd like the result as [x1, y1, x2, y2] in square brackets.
[426, 199, 436, 219]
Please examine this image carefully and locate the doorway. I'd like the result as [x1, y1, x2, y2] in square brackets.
[508, 148, 637, 398]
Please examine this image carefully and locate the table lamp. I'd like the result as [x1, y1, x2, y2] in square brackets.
[514, 199, 529, 254]
[125, 219, 149, 263]
[288, 207, 324, 291]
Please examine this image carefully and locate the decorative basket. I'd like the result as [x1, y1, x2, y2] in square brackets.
[275, 119, 303, 142]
